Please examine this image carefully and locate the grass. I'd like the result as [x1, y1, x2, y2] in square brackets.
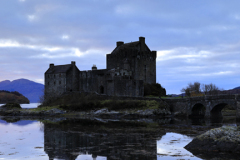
[144, 95, 159, 98]
[222, 109, 236, 116]
[42, 93, 168, 112]
[27, 106, 63, 112]
[58, 99, 160, 111]
[161, 96, 184, 99]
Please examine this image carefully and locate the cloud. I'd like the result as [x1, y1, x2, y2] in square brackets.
[27, 15, 36, 21]
[1, 0, 240, 94]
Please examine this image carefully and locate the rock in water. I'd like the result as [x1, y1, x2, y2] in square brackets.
[185, 126, 240, 153]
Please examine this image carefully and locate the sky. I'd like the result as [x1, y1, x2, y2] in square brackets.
[1, 0, 240, 94]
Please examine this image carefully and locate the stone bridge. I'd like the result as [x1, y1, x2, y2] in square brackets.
[164, 95, 240, 119]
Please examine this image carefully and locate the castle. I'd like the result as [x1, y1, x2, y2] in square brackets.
[45, 37, 157, 97]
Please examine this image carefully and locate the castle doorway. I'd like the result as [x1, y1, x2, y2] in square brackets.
[100, 86, 104, 94]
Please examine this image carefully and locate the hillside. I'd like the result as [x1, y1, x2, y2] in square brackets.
[0, 79, 44, 103]
[0, 91, 29, 104]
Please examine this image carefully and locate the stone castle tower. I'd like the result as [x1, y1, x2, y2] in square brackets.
[45, 37, 157, 97]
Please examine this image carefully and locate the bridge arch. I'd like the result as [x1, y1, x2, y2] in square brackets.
[190, 103, 206, 118]
[210, 102, 236, 118]
[210, 103, 228, 118]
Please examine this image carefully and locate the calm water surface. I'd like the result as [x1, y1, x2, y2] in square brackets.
[0, 103, 39, 108]
[0, 118, 237, 160]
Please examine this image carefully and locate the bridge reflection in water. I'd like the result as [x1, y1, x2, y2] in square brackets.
[43, 120, 165, 160]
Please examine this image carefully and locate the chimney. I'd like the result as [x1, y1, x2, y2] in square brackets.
[152, 50, 157, 55]
[139, 37, 145, 52]
[92, 64, 97, 70]
[71, 61, 76, 66]
[117, 41, 124, 47]
[50, 63, 54, 68]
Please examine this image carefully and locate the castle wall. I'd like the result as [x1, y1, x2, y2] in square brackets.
[112, 79, 144, 97]
[66, 65, 79, 92]
[45, 73, 67, 97]
[79, 69, 143, 97]
[71, 63, 80, 92]
[79, 69, 107, 94]
[45, 37, 157, 98]
[106, 49, 137, 70]
[107, 49, 156, 84]
[134, 51, 156, 84]
[45, 62, 80, 98]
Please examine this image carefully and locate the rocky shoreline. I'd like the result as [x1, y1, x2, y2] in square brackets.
[0, 105, 171, 119]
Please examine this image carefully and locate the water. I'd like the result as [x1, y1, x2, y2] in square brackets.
[0, 103, 40, 108]
[157, 133, 201, 160]
[0, 118, 238, 160]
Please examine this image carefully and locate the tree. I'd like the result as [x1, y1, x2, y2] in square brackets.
[181, 82, 221, 97]
[181, 82, 201, 97]
[181, 87, 191, 97]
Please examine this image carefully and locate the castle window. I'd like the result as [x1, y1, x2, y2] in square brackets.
[54, 82, 56, 85]
[59, 74, 61, 77]
[59, 81, 61, 85]
[99, 86, 104, 94]
[48, 82, 49, 85]
[48, 75, 49, 78]
[54, 75, 55, 78]
[144, 65, 147, 81]
[123, 72, 125, 76]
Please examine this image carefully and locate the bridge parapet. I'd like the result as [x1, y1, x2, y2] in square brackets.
[165, 94, 240, 119]
[188, 96, 205, 101]
[205, 94, 236, 100]
[164, 98, 187, 103]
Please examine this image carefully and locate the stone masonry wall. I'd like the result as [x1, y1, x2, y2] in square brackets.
[45, 73, 67, 97]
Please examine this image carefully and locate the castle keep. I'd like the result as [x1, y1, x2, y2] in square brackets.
[45, 37, 157, 97]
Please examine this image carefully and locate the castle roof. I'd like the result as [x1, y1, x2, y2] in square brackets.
[111, 40, 150, 55]
[111, 41, 139, 54]
[45, 64, 72, 74]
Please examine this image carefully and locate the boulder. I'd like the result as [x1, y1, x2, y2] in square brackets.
[185, 126, 240, 153]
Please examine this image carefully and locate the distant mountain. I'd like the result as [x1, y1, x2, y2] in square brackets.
[0, 79, 44, 103]
[233, 86, 240, 90]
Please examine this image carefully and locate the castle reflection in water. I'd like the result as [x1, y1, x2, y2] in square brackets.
[43, 119, 165, 160]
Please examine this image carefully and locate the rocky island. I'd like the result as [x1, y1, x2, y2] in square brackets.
[0, 90, 29, 104]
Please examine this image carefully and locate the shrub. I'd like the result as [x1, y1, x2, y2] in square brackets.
[144, 83, 166, 97]
[1, 103, 22, 109]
